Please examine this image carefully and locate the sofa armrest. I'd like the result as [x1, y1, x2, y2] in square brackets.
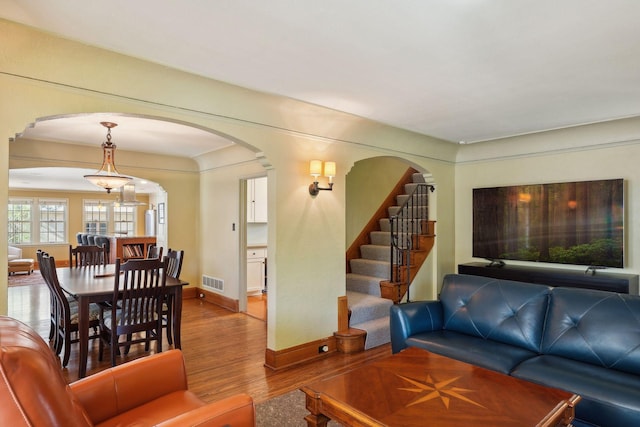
[8, 246, 22, 260]
[70, 350, 189, 424]
[390, 301, 443, 353]
[156, 393, 255, 427]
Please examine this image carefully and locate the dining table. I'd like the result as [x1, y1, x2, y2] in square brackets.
[56, 264, 188, 378]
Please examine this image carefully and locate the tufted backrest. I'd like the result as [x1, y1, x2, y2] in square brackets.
[543, 287, 640, 374]
[0, 316, 93, 426]
[440, 274, 551, 353]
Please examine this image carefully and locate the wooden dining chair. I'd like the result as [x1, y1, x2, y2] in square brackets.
[38, 251, 100, 367]
[37, 250, 57, 347]
[162, 249, 184, 345]
[69, 244, 108, 267]
[99, 257, 168, 367]
[146, 244, 164, 260]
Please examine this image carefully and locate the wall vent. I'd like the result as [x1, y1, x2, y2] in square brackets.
[202, 275, 224, 293]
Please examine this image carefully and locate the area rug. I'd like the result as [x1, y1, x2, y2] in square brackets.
[256, 389, 342, 426]
[8, 270, 45, 287]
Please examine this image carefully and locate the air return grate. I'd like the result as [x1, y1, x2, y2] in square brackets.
[202, 275, 224, 293]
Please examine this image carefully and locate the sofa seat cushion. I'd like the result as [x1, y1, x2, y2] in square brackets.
[96, 390, 204, 427]
[406, 330, 538, 374]
[512, 355, 640, 427]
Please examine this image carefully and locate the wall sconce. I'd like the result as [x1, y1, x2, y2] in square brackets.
[309, 160, 336, 196]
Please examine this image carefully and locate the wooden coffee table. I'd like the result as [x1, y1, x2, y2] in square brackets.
[301, 347, 580, 426]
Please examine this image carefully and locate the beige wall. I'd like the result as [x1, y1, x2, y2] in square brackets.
[0, 19, 457, 350]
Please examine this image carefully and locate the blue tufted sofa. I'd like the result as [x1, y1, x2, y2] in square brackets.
[390, 273, 640, 427]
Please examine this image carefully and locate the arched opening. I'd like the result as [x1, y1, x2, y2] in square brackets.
[8, 112, 272, 327]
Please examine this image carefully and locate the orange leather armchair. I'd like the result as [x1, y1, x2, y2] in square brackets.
[0, 316, 255, 426]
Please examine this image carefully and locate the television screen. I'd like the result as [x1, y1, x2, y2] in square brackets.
[473, 179, 624, 268]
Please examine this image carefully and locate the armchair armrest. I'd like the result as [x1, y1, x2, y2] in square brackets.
[156, 394, 255, 427]
[70, 350, 189, 424]
[8, 246, 22, 260]
[390, 301, 443, 353]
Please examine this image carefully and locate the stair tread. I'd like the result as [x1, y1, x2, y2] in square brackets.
[350, 316, 391, 350]
[351, 258, 388, 265]
[347, 272, 386, 280]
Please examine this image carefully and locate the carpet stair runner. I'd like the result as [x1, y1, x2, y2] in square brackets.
[346, 172, 428, 350]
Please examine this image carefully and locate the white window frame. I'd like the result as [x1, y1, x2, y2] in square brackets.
[113, 204, 136, 236]
[8, 197, 68, 244]
[82, 199, 137, 236]
[83, 200, 110, 235]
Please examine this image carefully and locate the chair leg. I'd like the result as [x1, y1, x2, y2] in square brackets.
[62, 330, 71, 367]
[111, 334, 118, 367]
[49, 319, 55, 340]
[125, 334, 132, 354]
[166, 296, 173, 345]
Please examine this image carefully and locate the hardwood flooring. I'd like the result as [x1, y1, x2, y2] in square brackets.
[7, 283, 392, 404]
[246, 293, 267, 321]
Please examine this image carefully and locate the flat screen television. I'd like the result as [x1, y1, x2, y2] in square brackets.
[473, 179, 624, 268]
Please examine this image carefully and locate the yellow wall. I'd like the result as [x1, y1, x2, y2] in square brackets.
[0, 19, 457, 350]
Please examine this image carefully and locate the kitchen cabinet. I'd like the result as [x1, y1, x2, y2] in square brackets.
[247, 177, 267, 223]
[247, 247, 266, 294]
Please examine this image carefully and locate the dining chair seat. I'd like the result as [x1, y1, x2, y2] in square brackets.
[68, 304, 101, 324]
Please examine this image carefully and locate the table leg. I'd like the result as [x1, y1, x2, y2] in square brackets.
[172, 287, 183, 349]
[78, 296, 89, 378]
[302, 387, 330, 427]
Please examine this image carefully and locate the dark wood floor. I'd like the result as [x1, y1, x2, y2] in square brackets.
[8, 282, 391, 404]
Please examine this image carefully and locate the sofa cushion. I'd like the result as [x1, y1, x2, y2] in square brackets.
[543, 287, 640, 375]
[406, 330, 538, 374]
[440, 274, 551, 353]
[512, 354, 640, 427]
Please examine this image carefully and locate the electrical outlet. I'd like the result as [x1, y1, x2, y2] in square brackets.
[318, 344, 329, 353]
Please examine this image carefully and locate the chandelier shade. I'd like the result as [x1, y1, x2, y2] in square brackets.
[84, 121, 132, 193]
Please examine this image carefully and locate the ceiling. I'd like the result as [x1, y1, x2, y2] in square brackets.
[4, 1, 640, 190]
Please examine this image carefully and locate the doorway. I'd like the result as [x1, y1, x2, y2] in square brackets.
[243, 176, 268, 321]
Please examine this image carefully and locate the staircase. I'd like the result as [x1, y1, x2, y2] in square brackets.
[344, 171, 435, 350]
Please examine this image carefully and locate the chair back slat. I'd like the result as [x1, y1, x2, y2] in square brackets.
[165, 249, 184, 279]
[146, 244, 164, 260]
[112, 258, 167, 333]
[69, 244, 108, 267]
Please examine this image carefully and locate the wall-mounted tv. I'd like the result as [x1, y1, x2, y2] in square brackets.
[473, 179, 624, 268]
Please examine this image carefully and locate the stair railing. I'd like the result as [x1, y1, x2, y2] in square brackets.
[389, 183, 434, 303]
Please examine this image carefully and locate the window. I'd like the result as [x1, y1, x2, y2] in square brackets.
[83, 200, 109, 234]
[8, 198, 67, 244]
[82, 200, 137, 236]
[39, 199, 67, 243]
[8, 199, 33, 244]
[113, 205, 136, 235]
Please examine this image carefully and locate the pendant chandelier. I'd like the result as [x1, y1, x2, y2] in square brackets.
[84, 121, 132, 193]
